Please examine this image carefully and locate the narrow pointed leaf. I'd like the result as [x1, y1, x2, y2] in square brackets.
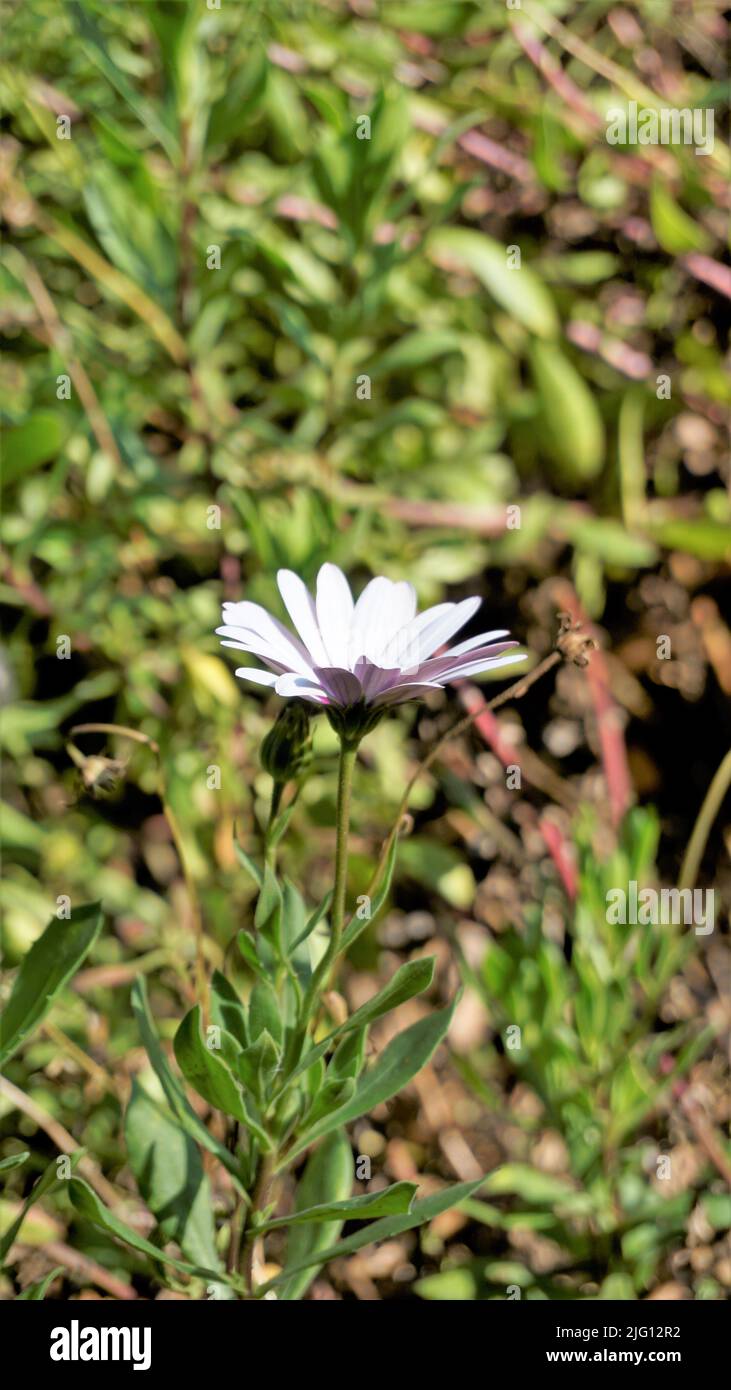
[289, 890, 332, 953]
[210, 970, 248, 1049]
[68, 1178, 239, 1288]
[17, 1266, 64, 1299]
[0, 903, 102, 1068]
[262, 1179, 484, 1292]
[261, 1180, 417, 1232]
[233, 836, 263, 888]
[341, 831, 399, 952]
[174, 1006, 271, 1147]
[288, 957, 436, 1085]
[0, 1151, 30, 1173]
[287, 997, 457, 1160]
[131, 979, 246, 1188]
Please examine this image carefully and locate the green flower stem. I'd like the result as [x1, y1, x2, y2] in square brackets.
[264, 779, 284, 872]
[298, 739, 357, 1030]
[678, 746, 731, 890]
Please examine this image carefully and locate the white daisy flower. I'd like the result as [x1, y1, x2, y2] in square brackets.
[217, 565, 524, 720]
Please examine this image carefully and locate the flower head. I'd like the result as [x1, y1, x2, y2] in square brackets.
[217, 565, 523, 729]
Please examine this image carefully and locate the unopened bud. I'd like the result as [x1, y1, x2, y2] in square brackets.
[260, 701, 312, 783]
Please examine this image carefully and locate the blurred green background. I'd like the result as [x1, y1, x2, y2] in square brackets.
[1, 0, 729, 1300]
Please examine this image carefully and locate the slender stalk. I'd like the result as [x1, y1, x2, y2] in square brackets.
[298, 741, 357, 1027]
[242, 1152, 275, 1296]
[264, 780, 284, 871]
[678, 746, 731, 890]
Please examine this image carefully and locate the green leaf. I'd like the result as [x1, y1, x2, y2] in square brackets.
[328, 1028, 367, 1082]
[342, 957, 435, 1034]
[650, 181, 711, 255]
[0, 1150, 85, 1264]
[341, 831, 399, 952]
[0, 1151, 30, 1173]
[124, 1081, 221, 1272]
[263, 1178, 484, 1293]
[287, 996, 457, 1160]
[648, 518, 731, 562]
[557, 513, 657, 568]
[83, 169, 176, 303]
[68, 1178, 237, 1288]
[415, 1266, 478, 1300]
[17, 1266, 64, 1299]
[233, 835, 263, 888]
[236, 931, 266, 978]
[0, 903, 102, 1069]
[261, 1180, 417, 1232]
[248, 980, 283, 1049]
[72, 6, 178, 162]
[277, 1130, 353, 1301]
[370, 331, 463, 377]
[254, 862, 282, 936]
[130, 978, 245, 1188]
[286, 958, 436, 1087]
[210, 970, 248, 1049]
[702, 1194, 731, 1231]
[529, 341, 605, 484]
[428, 227, 559, 339]
[2, 412, 71, 485]
[483, 1164, 591, 1212]
[173, 1006, 270, 1146]
[289, 891, 332, 954]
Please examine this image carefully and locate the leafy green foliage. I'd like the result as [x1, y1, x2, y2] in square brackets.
[447, 809, 719, 1301]
[276, 1130, 353, 1302]
[1, 0, 726, 1303]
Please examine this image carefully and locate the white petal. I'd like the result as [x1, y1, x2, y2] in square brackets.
[415, 641, 517, 682]
[381, 602, 452, 670]
[372, 581, 418, 665]
[446, 629, 510, 658]
[437, 651, 527, 682]
[217, 629, 298, 676]
[277, 569, 329, 667]
[274, 673, 328, 703]
[348, 577, 392, 664]
[395, 597, 482, 668]
[315, 563, 354, 668]
[234, 667, 279, 687]
[350, 577, 417, 665]
[373, 681, 445, 708]
[220, 601, 314, 676]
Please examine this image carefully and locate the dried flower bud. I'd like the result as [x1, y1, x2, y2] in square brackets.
[260, 700, 312, 783]
[556, 612, 598, 668]
[67, 743, 128, 798]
